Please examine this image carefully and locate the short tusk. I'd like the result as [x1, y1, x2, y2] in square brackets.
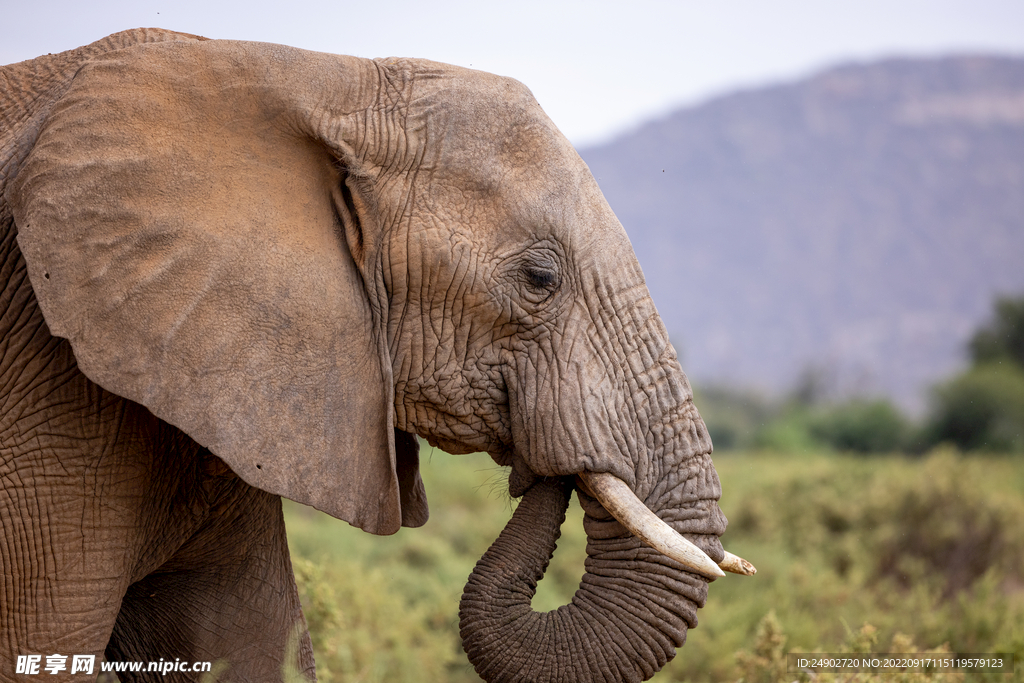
[578, 472, 725, 579]
[720, 550, 757, 576]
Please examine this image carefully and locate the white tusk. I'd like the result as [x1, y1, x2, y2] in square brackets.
[719, 550, 757, 576]
[577, 472, 756, 579]
[578, 472, 726, 579]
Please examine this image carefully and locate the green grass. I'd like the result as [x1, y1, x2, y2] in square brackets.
[284, 448, 507, 682]
[284, 448, 1024, 683]
[675, 449, 1024, 683]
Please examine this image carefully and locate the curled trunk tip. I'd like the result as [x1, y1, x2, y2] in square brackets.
[460, 477, 707, 683]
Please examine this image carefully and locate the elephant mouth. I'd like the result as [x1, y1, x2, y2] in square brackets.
[577, 471, 756, 578]
[424, 434, 480, 455]
[492, 449, 756, 578]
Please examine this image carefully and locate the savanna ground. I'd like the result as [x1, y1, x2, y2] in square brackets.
[284, 447, 1024, 683]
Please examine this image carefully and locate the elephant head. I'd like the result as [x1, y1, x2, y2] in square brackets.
[5, 32, 750, 682]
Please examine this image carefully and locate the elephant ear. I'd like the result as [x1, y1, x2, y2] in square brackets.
[7, 39, 427, 534]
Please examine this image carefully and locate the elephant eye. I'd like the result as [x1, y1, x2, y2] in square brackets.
[523, 266, 558, 291]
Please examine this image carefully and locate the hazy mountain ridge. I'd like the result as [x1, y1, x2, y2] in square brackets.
[579, 55, 1024, 410]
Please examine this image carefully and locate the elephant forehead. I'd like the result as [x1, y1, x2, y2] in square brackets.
[398, 65, 574, 178]
[451, 113, 581, 192]
[421, 135, 605, 248]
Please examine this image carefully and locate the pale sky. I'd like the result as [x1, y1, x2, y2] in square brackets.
[5, 1, 1024, 146]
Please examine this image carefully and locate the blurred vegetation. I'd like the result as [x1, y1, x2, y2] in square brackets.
[284, 449, 590, 682]
[735, 613, 966, 683]
[696, 293, 1024, 455]
[922, 364, 1024, 452]
[969, 296, 1024, 368]
[694, 385, 914, 455]
[666, 449, 1024, 683]
[919, 295, 1024, 453]
[282, 295, 1024, 681]
[285, 449, 1024, 683]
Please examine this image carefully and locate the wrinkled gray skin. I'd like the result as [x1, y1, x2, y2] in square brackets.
[1, 30, 727, 682]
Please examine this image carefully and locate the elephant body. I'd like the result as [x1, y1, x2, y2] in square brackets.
[1, 29, 732, 682]
[1, 30, 315, 680]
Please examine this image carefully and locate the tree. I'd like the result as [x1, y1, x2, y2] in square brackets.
[969, 295, 1024, 368]
[925, 364, 1024, 452]
[924, 293, 1024, 452]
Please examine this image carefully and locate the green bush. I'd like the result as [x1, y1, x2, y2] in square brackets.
[289, 556, 461, 682]
[735, 613, 966, 683]
[668, 450, 1024, 683]
[692, 384, 912, 454]
[917, 293, 1024, 454]
[750, 412, 820, 452]
[285, 449, 1024, 683]
[923, 364, 1024, 452]
[692, 385, 776, 451]
[969, 295, 1024, 368]
[809, 399, 909, 453]
[739, 399, 909, 454]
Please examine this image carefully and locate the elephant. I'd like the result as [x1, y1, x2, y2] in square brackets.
[0, 28, 752, 683]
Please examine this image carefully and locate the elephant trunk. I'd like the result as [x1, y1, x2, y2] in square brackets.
[459, 477, 709, 683]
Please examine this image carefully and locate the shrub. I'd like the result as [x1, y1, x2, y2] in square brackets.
[694, 451, 1024, 683]
[752, 450, 1024, 594]
[923, 364, 1024, 452]
[863, 451, 1024, 594]
[736, 613, 966, 683]
[969, 295, 1024, 368]
[692, 385, 776, 451]
[751, 411, 820, 452]
[290, 556, 463, 683]
[809, 399, 909, 453]
[285, 450, 1024, 683]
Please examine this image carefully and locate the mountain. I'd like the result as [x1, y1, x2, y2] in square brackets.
[579, 55, 1024, 411]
